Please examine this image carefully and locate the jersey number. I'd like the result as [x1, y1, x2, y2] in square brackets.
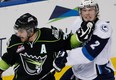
[90, 40, 100, 50]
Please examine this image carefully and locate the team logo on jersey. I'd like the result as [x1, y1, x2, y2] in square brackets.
[101, 24, 109, 32]
[20, 53, 47, 75]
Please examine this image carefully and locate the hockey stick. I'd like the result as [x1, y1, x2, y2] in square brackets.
[39, 50, 66, 80]
[39, 68, 55, 80]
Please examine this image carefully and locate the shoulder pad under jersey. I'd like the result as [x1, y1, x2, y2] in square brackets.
[93, 20, 112, 39]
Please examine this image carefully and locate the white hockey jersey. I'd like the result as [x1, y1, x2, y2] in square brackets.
[66, 18, 113, 80]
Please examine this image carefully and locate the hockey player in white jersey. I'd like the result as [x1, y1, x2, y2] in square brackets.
[56, 0, 115, 80]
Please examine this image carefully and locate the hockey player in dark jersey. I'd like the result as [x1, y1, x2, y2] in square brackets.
[0, 13, 95, 80]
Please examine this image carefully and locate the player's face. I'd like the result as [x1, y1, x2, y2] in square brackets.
[15, 29, 29, 42]
[80, 6, 97, 21]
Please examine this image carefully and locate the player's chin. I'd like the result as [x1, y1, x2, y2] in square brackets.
[84, 17, 94, 21]
[21, 38, 26, 42]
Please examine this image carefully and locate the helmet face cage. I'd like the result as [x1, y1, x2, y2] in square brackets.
[14, 13, 38, 30]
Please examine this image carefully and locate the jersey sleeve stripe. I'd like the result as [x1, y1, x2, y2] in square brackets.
[82, 47, 94, 61]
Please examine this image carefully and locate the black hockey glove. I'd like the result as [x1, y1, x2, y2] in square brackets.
[76, 21, 95, 43]
[51, 26, 64, 40]
[53, 50, 68, 72]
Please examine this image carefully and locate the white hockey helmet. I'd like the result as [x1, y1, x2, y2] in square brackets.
[78, 0, 99, 14]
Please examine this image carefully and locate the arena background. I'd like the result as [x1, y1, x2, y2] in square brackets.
[0, 0, 116, 80]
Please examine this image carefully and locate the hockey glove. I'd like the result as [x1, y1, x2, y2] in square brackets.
[53, 50, 68, 72]
[76, 21, 95, 43]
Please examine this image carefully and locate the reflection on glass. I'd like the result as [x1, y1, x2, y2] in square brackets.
[0, 0, 11, 2]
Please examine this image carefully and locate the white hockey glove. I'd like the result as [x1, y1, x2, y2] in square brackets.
[76, 21, 95, 43]
[53, 50, 68, 72]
